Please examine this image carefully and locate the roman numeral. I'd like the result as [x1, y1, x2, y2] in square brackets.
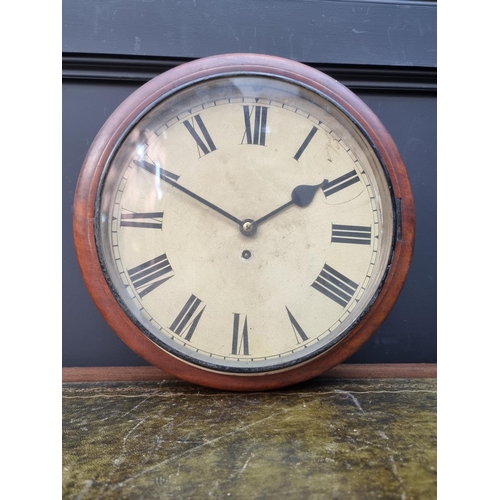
[311, 264, 358, 307]
[127, 253, 173, 298]
[183, 115, 216, 156]
[232, 313, 250, 356]
[242, 105, 268, 146]
[321, 170, 360, 197]
[120, 211, 163, 229]
[285, 307, 308, 343]
[294, 126, 318, 160]
[331, 224, 371, 245]
[134, 159, 180, 182]
[170, 294, 206, 342]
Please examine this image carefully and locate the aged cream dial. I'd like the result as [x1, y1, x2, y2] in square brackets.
[98, 76, 393, 372]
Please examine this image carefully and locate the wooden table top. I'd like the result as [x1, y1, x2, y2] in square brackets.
[63, 371, 436, 499]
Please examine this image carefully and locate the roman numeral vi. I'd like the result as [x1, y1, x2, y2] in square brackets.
[232, 313, 250, 356]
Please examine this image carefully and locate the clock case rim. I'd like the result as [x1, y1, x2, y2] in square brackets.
[73, 53, 416, 391]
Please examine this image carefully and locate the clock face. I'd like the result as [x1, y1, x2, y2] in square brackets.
[74, 54, 414, 390]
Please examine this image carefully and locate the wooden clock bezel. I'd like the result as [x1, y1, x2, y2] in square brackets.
[73, 53, 415, 391]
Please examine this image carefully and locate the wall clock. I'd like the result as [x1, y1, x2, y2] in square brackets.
[73, 53, 415, 391]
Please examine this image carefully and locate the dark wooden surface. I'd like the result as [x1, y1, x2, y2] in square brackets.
[62, 363, 437, 383]
[62, 376, 437, 499]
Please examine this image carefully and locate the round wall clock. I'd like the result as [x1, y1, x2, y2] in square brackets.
[73, 53, 415, 391]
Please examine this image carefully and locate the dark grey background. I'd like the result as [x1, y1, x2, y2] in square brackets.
[62, 0, 436, 367]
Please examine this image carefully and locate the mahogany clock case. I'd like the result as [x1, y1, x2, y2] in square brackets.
[70, 53, 425, 391]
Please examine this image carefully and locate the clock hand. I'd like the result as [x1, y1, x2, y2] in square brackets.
[240, 180, 328, 236]
[244, 180, 328, 233]
[135, 160, 243, 226]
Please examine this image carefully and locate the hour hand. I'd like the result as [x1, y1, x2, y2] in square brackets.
[291, 180, 329, 207]
[250, 180, 328, 228]
[135, 160, 243, 226]
[239, 180, 328, 236]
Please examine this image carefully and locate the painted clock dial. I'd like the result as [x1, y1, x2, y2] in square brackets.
[74, 54, 415, 391]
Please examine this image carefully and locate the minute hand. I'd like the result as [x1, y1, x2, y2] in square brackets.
[253, 180, 328, 227]
[135, 160, 243, 226]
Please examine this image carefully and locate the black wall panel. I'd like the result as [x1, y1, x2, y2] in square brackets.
[62, 0, 437, 367]
[63, 0, 437, 67]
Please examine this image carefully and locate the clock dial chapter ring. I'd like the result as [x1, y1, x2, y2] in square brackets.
[98, 80, 390, 371]
[73, 53, 415, 391]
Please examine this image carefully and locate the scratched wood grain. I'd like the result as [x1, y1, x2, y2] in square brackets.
[62, 378, 436, 499]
